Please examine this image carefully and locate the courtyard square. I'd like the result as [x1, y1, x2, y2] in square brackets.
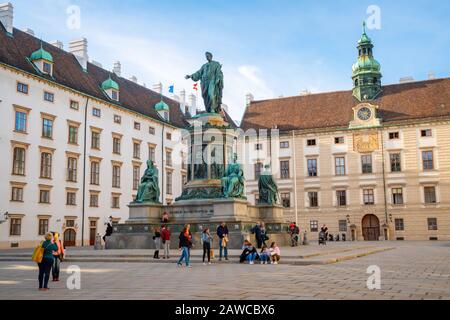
[0, 241, 448, 300]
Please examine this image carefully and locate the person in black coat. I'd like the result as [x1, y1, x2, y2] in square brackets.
[251, 222, 262, 248]
[103, 223, 113, 242]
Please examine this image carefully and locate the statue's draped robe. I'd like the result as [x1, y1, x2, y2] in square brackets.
[136, 165, 160, 203]
[221, 163, 245, 198]
[190, 61, 223, 113]
[258, 173, 279, 205]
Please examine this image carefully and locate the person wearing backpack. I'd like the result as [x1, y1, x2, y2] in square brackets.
[51, 232, 65, 282]
[36, 233, 58, 291]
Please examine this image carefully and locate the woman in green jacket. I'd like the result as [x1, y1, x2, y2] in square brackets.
[38, 233, 58, 291]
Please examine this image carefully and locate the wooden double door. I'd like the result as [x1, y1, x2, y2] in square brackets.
[362, 215, 380, 241]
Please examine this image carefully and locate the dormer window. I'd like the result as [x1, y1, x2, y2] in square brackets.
[164, 112, 169, 121]
[155, 100, 170, 122]
[101, 76, 120, 101]
[30, 44, 54, 76]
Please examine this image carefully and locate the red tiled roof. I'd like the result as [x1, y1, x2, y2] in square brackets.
[0, 27, 190, 128]
[241, 78, 450, 132]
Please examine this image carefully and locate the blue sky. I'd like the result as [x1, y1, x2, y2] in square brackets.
[10, 0, 450, 121]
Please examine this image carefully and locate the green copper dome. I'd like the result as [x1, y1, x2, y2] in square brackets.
[101, 76, 119, 91]
[30, 45, 53, 63]
[352, 55, 381, 76]
[155, 100, 169, 111]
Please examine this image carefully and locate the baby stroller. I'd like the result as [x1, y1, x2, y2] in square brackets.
[318, 231, 327, 245]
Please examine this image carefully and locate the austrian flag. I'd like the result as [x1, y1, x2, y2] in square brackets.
[193, 83, 198, 91]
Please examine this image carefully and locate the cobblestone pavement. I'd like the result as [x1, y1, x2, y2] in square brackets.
[0, 242, 448, 300]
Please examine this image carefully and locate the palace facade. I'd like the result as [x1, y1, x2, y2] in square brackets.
[240, 26, 450, 241]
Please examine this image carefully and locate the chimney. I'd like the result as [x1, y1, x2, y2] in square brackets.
[23, 28, 34, 36]
[428, 71, 436, 80]
[399, 76, 414, 84]
[50, 40, 63, 50]
[69, 38, 89, 70]
[129, 75, 137, 83]
[188, 94, 197, 115]
[0, 2, 13, 34]
[245, 93, 254, 106]
[179, 89, 186, 113]
[153, 82, 162, 94]
[113, 61, 121, 77]
[299, 89, 311, 96]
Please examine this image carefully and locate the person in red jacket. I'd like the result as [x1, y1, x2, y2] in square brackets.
[161, 225, 171, 259]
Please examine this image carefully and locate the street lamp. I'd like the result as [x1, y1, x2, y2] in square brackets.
[346, 214, 351, 224]
[0, 212, 9, 224]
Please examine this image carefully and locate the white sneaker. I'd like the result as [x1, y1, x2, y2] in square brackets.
[208, 262, 211, 265]
[274, 261, 278, 265]
[203, 262, 206, 265]
[250, 261, 254, 265]
[260, 261, 264, 265]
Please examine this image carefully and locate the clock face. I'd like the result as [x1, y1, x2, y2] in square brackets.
[357, 107, 372, 121]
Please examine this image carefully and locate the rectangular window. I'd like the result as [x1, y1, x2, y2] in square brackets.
[11, 187, 23, 201]
[38, 219, 49, 235]
[166, 150, 172, 167]
[336, 190, 347, 206]
[90, 194, 99, 207]
[15, 111, 27, 132]
[361, 155, 373, 174]
[70, 100, 79, 110]
[17, 82, 29, 94]
[149, 126, 155, 135]
[166, 172, 173, 195]
[39, 190, 50, 204]
[254, 163, 263, 180]
[421, 129, 432, 137]
[12, 147, 26, 175]
[390, 153, 402, 172]
[395, 219, 404, 231]
[134, 122, 141, 130]
[66, 220, 75, 228]
[68, 125, 78, 144]
[91, 131, 101, 149]
[280, 160, 290, 179]
[111, 90, 118, 101]
[281, 193, 291, 208]
[90, 161, 100, 185]
[113, 137, 121, 154]
[114, 115, 121, 124]
[67, 157, 78, 182]
[307, 159, 318, 177]
[92, 108, 101, 117]
[43, 62, 52, 74]
[149, 146, 156, 162]
[133, 142, 141, 159]
[424, 187, 436, 204]
[112, 166, 121, 188]
[44, 91, 54, 102]
[280, 141, 289, 149]
[310, 220, 318, 232]
[392, 188, 404, 205]
[389, 132, 399, 140]
[308, 191, 318, 208]
[166, 132, 172, 140]
[339, 220, 348, 232]
[422, 151, 434, 170]
[307, 139, 316, 146]
[335, 137, 345, 144]
[255, 143, 263, 150]
[133, 166, 140, 190]
[427, 218, 438, 231]
[111, 195, 120, 209]
[66, 192, 76, 206]
[40, 152, 52, 179]
[10, 218, 21, 236]
[363, 189, 375, 205]
[42, 118, 53, 138]
[335, 157, 346, 176]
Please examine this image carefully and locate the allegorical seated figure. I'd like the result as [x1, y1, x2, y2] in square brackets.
[258, 165, 279, 205]
[221, 157, 245, 198]
[135, 160, 160, 203]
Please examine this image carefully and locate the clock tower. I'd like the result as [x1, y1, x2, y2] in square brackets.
[352, 22, 382, 102]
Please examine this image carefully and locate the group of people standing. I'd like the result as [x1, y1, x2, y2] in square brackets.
[35, 232, 65, 291]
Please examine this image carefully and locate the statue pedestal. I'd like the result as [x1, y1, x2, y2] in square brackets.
[127, 202, 163, 224]
[256, 204, 285, 223]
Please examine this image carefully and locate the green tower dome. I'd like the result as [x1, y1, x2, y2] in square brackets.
[30, 45, 53, 63]
[101, 76, 119, 91]
[155, 100, 170, 112]
[352, 22, 382, 102]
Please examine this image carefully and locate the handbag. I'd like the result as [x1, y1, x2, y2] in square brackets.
[32, 241, 44, 263]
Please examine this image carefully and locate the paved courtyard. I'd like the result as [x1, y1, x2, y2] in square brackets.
[0, 241, 448, 300]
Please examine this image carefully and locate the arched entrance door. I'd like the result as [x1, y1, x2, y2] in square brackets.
[362, 215, 380, 241]
[63, 229, 77, 247]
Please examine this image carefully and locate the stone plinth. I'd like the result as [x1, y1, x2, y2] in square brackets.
[256, 204, 285, 223]
[127, 202, 163, 224]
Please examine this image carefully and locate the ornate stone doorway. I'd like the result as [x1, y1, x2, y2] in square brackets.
[362, 214, 380, 241]
[63, 229, 77, 247]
